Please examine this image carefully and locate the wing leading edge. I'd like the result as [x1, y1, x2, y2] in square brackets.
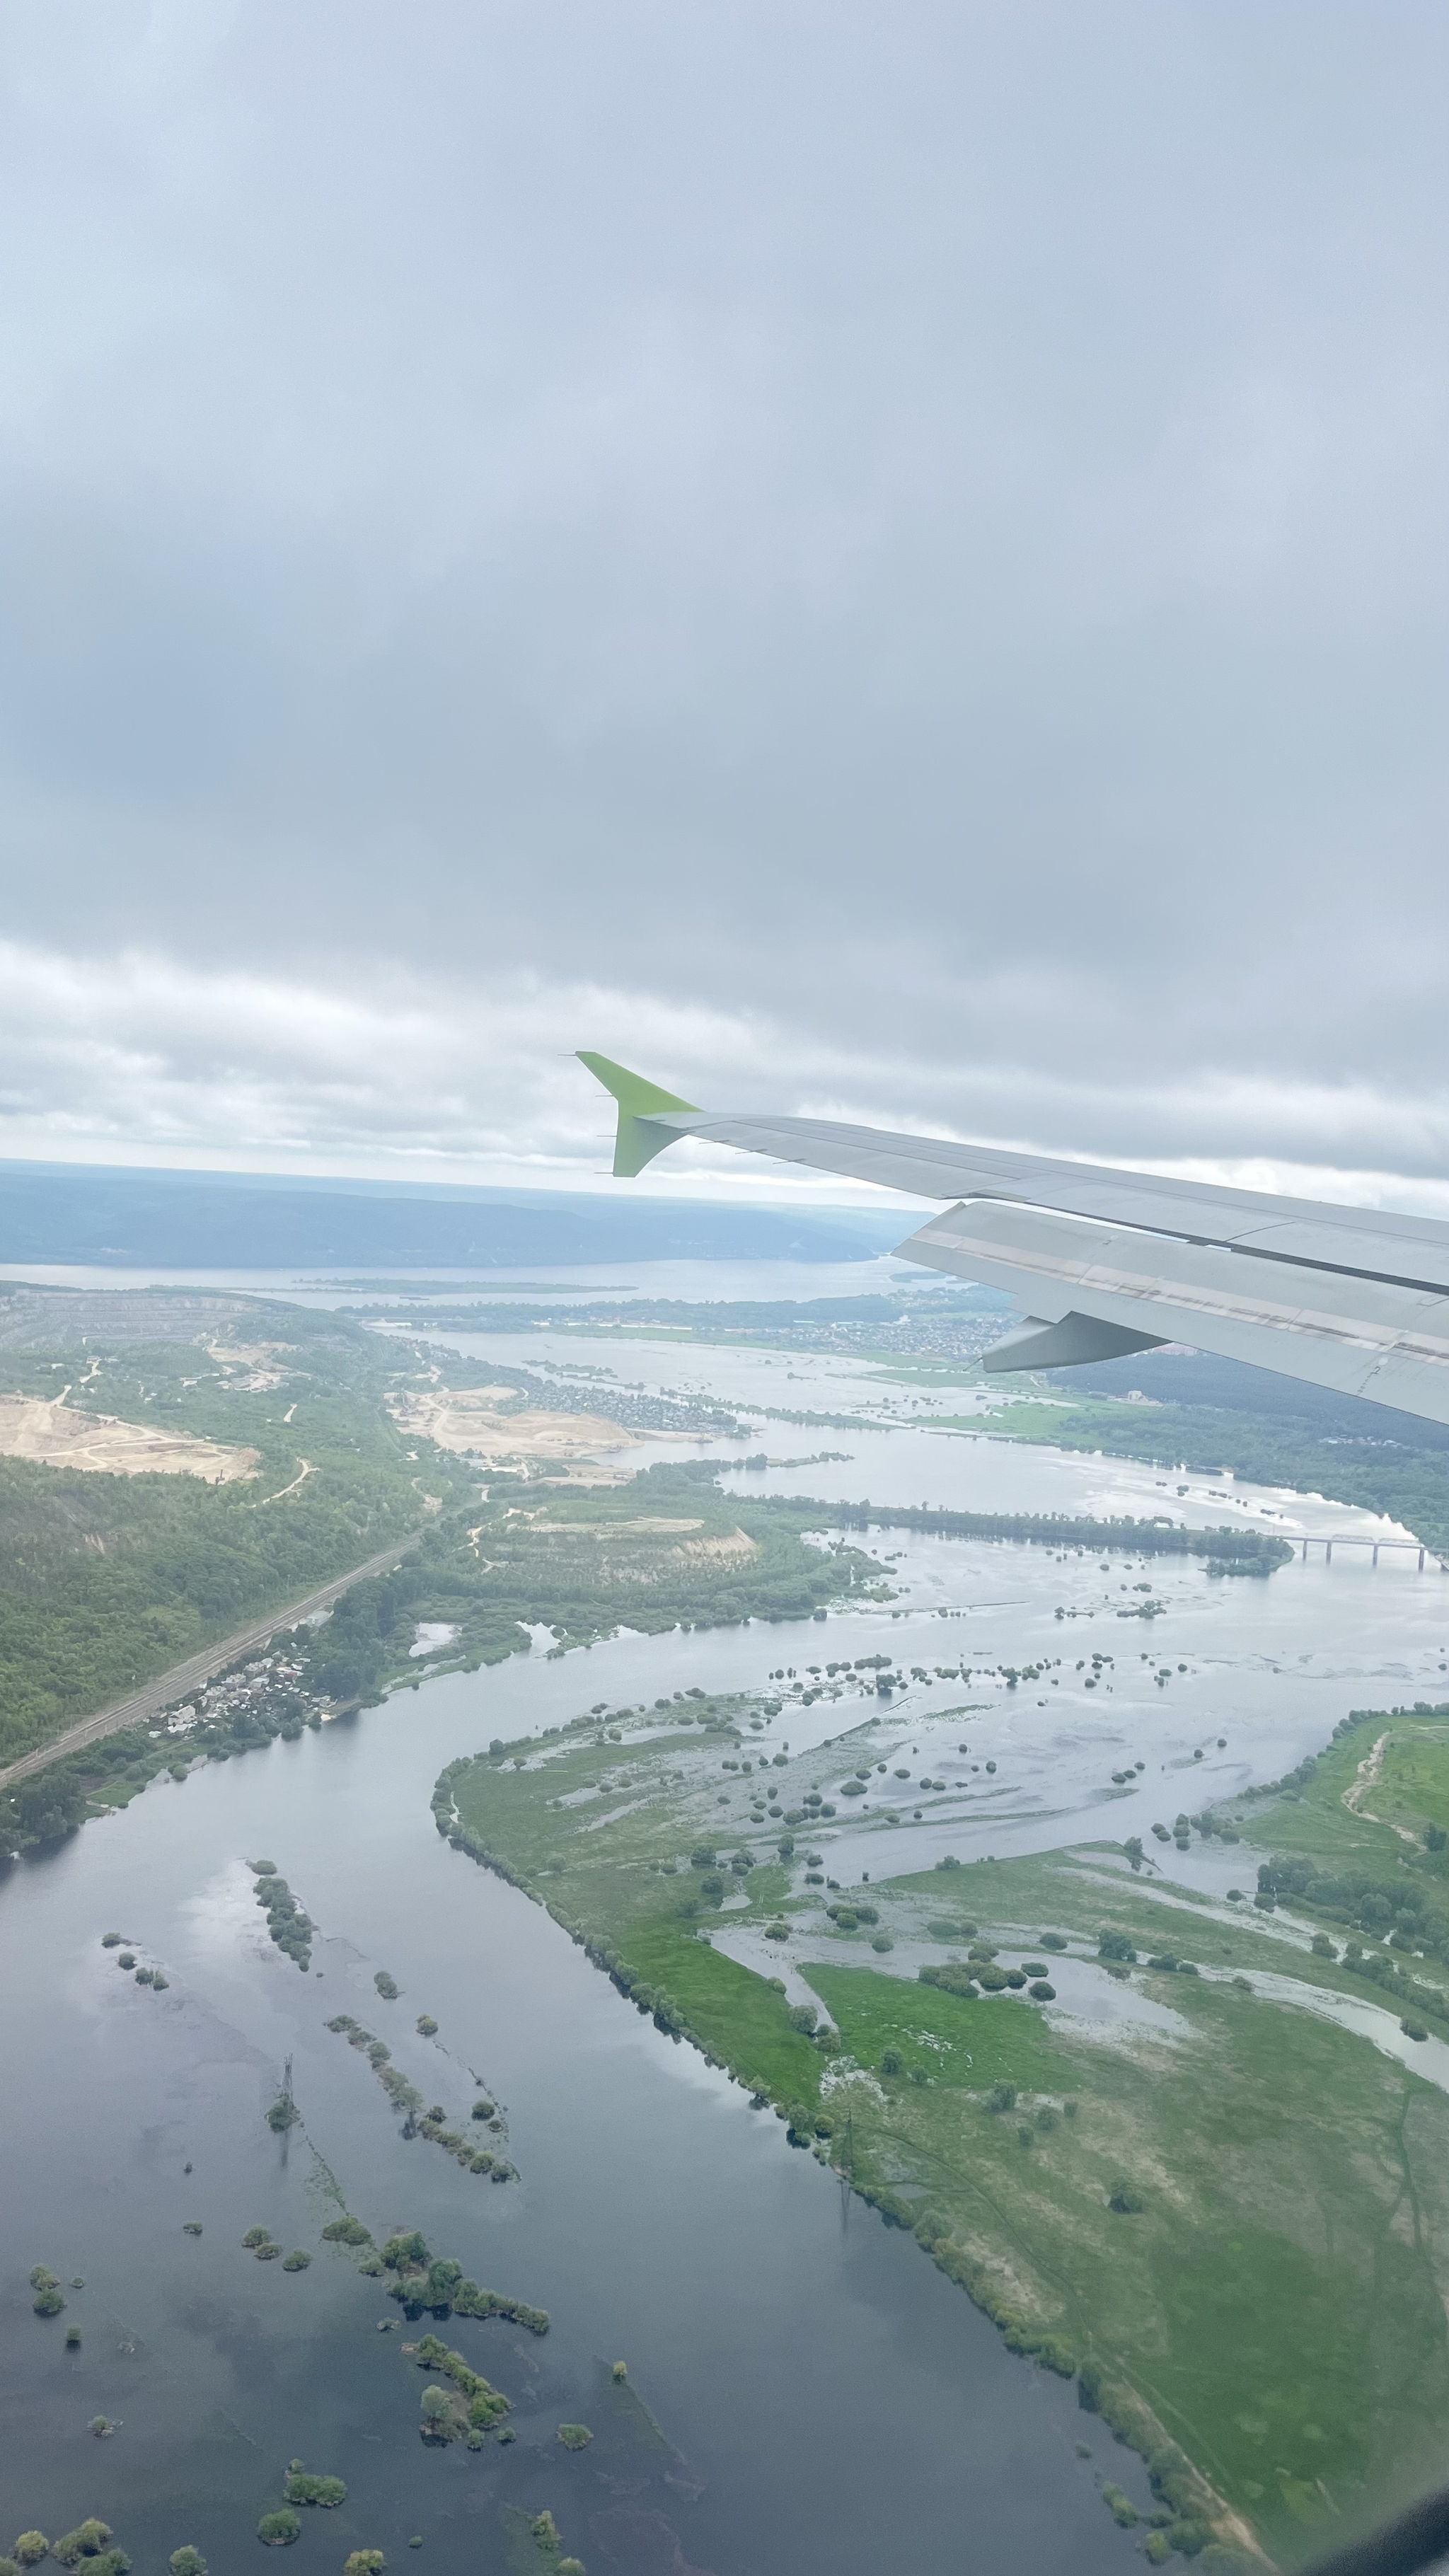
[576, 1054, 1449, 1428]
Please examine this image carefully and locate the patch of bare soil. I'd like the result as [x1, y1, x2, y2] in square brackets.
[538, 1515, 758, 1564]
[0, 1394, 259, 1482]
[388, 1385, 649, 1479]
[204, 1337, 296, 1390]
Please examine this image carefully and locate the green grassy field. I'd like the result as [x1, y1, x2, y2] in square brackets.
[1376, 1728, 1449, 1841]
[442, 1693, 1449, 2568]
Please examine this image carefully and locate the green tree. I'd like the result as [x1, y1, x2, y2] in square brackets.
[54, 2526, 115, 2567]
[283, 2473, 346, 2508]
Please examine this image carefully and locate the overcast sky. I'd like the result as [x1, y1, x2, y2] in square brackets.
[1, 1, 1445, 1210]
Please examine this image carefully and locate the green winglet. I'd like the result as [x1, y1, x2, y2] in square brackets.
[577, 1052, 700, 1179]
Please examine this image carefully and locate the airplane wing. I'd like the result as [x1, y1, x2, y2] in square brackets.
[576, 1052, 1449, 1428]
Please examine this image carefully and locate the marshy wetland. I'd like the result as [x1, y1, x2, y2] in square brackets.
[2, 1278, 1447, 2576]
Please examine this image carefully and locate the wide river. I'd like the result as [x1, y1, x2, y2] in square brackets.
[3, 1274, 1446, 2576]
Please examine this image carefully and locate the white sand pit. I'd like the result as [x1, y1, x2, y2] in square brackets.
[388, 1385, 650, 1477]
[0, 1394, 259, 1482]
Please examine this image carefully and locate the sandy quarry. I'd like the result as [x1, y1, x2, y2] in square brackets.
[388, 1385, 648, 1479]
[541, 1515, 759, 1561]
[203, 1338, 294, 1391]
[0, 1394, 259, 1482]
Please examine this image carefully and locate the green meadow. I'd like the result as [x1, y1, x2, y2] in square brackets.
[444, 1692, 1449, 2566]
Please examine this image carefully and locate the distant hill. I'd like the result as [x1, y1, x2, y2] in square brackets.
[0, 1162, 913, 1271]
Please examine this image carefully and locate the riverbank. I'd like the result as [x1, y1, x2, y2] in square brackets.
[0, 1589, 1153, 2576]
[439, 1676, 1449, 2565]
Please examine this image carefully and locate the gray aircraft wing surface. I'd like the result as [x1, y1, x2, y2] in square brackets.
[577, 1053, 1449, 1428]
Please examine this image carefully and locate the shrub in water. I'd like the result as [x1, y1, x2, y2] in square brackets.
[53, 2524, 115, 2567]
[282, 2472, 345, 2509]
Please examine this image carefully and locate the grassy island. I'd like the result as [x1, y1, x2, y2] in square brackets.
[440, 1684, 1449, 2565]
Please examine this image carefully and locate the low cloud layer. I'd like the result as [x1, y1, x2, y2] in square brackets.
[4, 940, 1448, 1222]
[1, 3, 1445, 1214]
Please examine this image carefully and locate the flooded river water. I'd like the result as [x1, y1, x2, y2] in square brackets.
[2, 1288, 1445, 2576]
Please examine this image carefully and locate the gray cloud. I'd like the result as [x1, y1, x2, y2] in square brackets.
[1, 1, 1445, 1200]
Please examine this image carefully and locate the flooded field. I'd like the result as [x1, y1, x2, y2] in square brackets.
[1, 1279, 1445, 2575]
